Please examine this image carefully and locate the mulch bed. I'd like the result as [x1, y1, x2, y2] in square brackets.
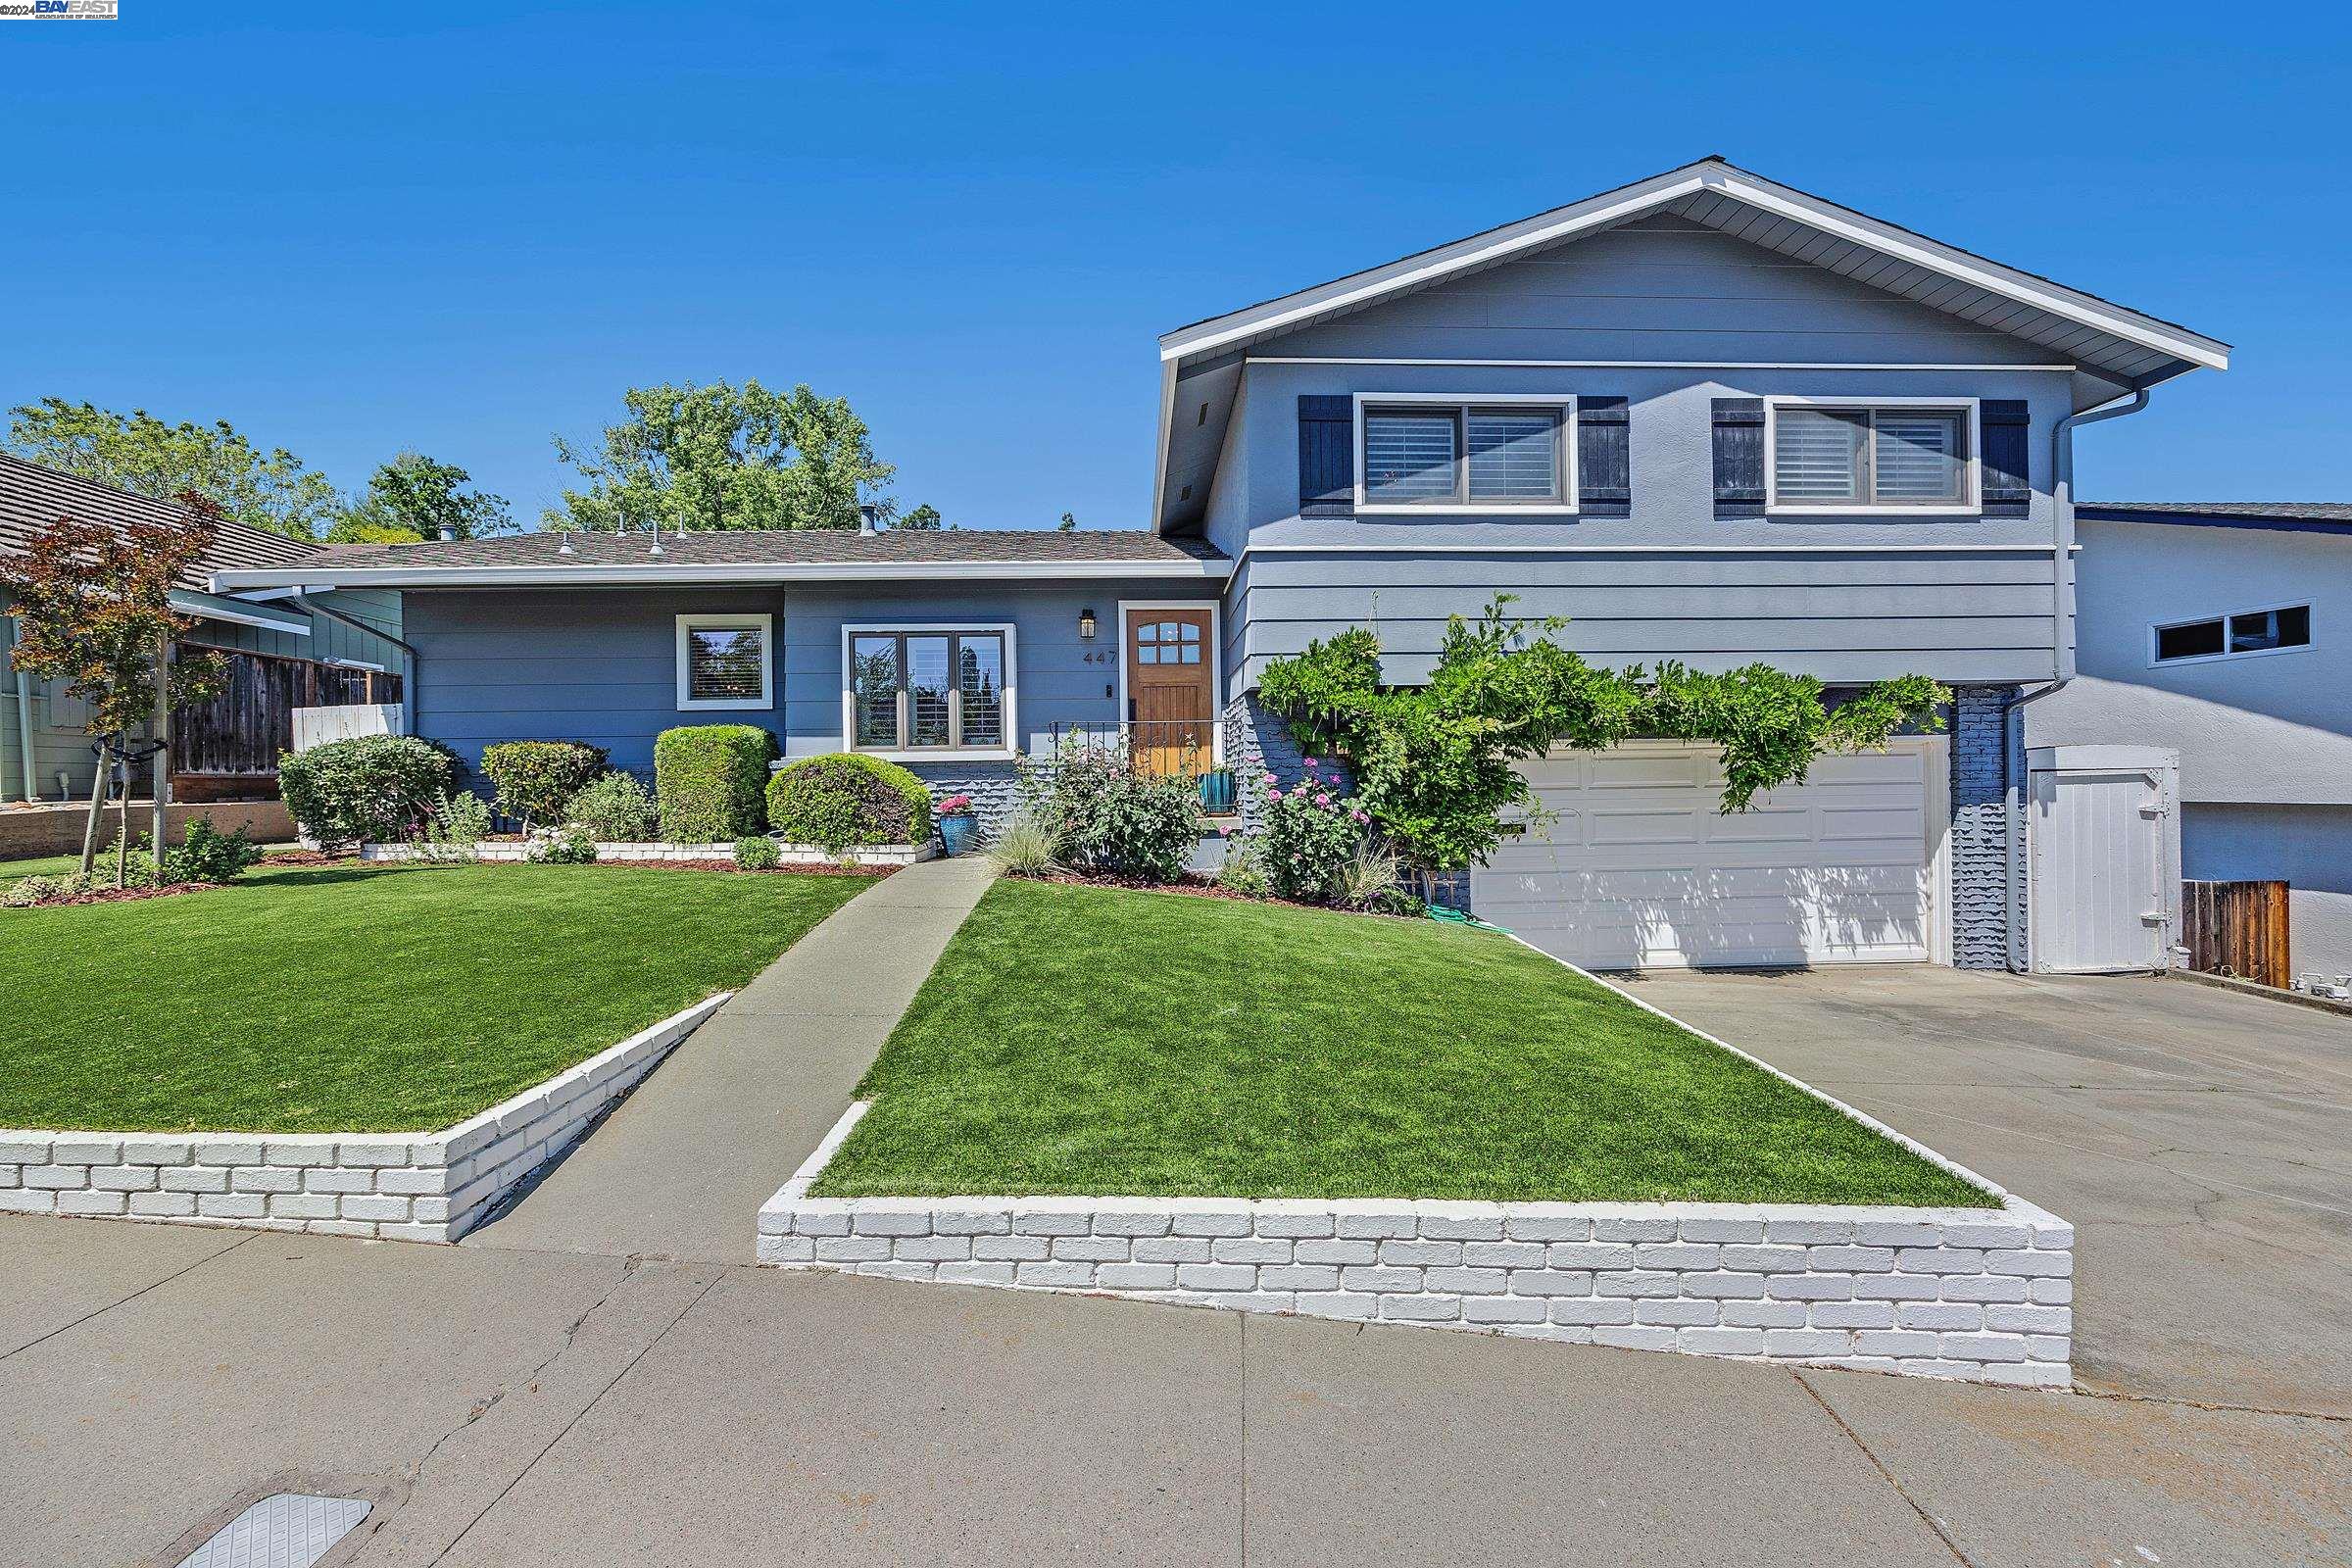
[575, 858, 892, 878]
[259, 850, 343, 867]
[8, 881, 220, 908]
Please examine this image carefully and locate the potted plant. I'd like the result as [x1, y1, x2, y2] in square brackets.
[936, 794, 978, 857]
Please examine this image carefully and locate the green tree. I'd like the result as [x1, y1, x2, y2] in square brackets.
[546, 380, 896, 533]
[333, 451, 513, 543]
[897, 503, 943, 531]
[4, 398, 340, 541]
[1057, 511, 1077, 531]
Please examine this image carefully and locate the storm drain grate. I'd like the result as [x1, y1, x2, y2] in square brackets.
[176, 1493, 370, 1568]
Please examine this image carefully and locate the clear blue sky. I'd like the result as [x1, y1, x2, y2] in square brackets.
[9, 4, 2344, 529]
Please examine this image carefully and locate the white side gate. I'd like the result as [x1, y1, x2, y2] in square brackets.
[2027, 746, 2180, 974]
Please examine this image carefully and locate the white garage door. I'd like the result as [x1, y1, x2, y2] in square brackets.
[1471, 742, 1941, 970]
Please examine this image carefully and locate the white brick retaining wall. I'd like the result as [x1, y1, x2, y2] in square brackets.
[0, 993, 727, 1244]
[361, 841, 932, 867]
[760, 1106, 2073, 1387]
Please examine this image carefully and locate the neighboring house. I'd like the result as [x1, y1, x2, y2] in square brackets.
[2030, 503, 2351, 981]
[0, 454, 407, 807]
[211, 158, 2233, 973]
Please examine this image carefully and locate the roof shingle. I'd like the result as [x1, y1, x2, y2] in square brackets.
[0, 452, 320, 588]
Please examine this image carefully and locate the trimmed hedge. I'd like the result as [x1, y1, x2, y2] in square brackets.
[277, 734, 460, 848]
[480, 740, 611, 829]
[655, 724, 776, 841]
[765, 753, 932, 853]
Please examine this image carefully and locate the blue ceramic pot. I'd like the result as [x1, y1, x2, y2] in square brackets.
[939, 813, 978, 857]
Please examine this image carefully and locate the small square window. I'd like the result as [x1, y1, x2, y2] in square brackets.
[2155, 617, 2226, 662]
[677, 614, 772, 710]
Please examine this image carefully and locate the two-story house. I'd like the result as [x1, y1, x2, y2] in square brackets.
[208, 159, 2230, 972]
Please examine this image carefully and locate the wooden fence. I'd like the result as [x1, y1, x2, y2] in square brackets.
[2180, 879, 2291, 989]
[173, 647, 404, 781]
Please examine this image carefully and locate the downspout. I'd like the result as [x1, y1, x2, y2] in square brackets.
[5, 612, 34, 804]
[289, 593, 419, 736]
[2000, 387, 2150, 971]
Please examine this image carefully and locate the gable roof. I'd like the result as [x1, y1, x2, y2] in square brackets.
[0, 452, 321, 589]
[1159, 158, 2230, 380]
[211, 526, 1231, 591]
[2079, 502, 2352, 537]
[1152, 158, 2230, 529]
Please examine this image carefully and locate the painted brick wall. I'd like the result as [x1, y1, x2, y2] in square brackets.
[904, 761, 1022, 840]
[1950, 685, 2020, 969]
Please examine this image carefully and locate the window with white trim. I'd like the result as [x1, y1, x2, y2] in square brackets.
[1769, 402, 1976, 510]
[848, 629, 1008, 751]
[2153, 604, 2311, 663]
[675, 613, 772, 710]
[1359, 398, 1571, 509]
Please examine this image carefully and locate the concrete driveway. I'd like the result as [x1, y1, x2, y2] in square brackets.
[2, 968, 2347, 1564]
[1627, 966, 2352, 1417]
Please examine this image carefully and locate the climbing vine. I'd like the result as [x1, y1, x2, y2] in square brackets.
[1258, 597, 1946, 874]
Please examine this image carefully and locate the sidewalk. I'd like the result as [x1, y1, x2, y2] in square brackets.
[463, 855, 998, 1263]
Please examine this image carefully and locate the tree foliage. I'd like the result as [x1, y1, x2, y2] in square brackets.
[896, 503, 944, 531]
[5, 398, 341, 541]
[1258, 598, 1946, 873]
[333, 451, 513, 542]
[0, 492, 227, 740]
[547, 380, 896, 533]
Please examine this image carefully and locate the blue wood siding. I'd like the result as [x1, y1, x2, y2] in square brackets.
[402, 580, 1221, 783]
[1190, 211, 2082, 688]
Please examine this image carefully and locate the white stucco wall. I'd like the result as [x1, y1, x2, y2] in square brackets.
[2031, 517, 2352, 978]
[2032, 519, 2351, 806]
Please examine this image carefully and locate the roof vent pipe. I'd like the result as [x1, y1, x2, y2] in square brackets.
[858, 503, 882, 537]
[436, 525, 456, 542]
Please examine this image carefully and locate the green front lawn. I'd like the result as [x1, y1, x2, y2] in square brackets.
[817, 880, 1994, 1206]
[0, 861, 873, 1133]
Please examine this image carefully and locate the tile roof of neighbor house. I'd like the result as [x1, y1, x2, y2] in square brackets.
[2079, 502, 2352, 536]
[0, 452, 321, 588]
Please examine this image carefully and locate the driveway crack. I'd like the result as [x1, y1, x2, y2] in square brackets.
[0, 1228, 257, 1364]
[1793, 1370, 1977, 1567]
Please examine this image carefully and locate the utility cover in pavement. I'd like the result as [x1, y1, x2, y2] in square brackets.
[176, 1494, 370, 1568]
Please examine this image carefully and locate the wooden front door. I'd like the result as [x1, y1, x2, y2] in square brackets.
[1126, 609, 1214, 776]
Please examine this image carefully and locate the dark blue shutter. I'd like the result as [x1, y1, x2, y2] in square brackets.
[1576, 397, 1630, 516]
[1711, 398, 1765, 517]
[1980, 400, 2030, 517]
[1298, 395, 1353, 516]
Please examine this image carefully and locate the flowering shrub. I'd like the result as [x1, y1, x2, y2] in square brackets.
[527, 826, 599, 864]
[1255, 759, 1369, 904]
[1020, 739, 1200, 881]
[937, 794, 975, 818]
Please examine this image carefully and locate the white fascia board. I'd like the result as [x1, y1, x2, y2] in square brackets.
[208, 559, 1235, 593]
[1156, 160, 2230, 373]
[168, 587, 312, 635]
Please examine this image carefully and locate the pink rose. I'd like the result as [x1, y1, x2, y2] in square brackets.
[1314, 792, 1331, 808]
[1304, 757, 1318, 767]
[1266, 788, 1282, 803]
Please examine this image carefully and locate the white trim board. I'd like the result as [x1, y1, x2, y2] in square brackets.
[1250, 356, 2081, 371]
[1160, 159, 2229, 370]
[211, 559, 1235, 593]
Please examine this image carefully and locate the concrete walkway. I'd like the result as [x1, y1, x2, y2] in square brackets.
[464, 855, 998, 1263]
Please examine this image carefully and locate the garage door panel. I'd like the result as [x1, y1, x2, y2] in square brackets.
[1476, 744, 1936, 969]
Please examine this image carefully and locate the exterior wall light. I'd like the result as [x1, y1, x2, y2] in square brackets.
[1079, 608, 1098, 641]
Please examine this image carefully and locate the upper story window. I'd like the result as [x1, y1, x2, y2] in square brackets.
[2152, 604, 2312, 665]
[1766, 399, 1979, 513]
[1354, 395, 1574, 512]
[845, 624, 1013, 756]
[675, 613, 772, 710]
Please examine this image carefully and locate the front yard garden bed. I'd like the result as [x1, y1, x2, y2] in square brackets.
[360, 839, 932, 868]
[759, 880, 2074, 1387]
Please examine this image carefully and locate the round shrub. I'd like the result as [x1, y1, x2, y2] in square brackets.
[765, 754, 932, 854]
[733, 835, 781, 871]
[480, 740, 611, 830]
[527, 826, 598, 864]
[564, 772, 657, 841]
[656, 724, 777, 841]
[278, 734, 460, 848]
